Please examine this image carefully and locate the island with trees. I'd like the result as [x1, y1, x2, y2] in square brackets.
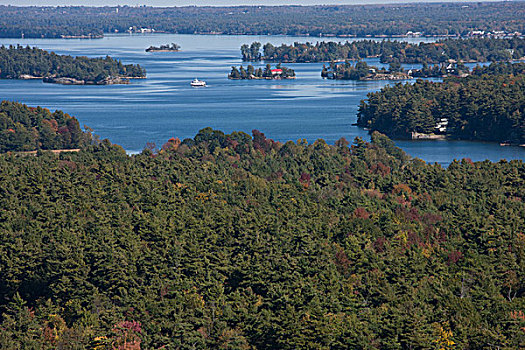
[145, 43, 181, 52]
[0, 121, 524, 349]
[356, 62, 525, 144]
[229, 63, 295, 80]
[0, 101, 91, 152]
[322, 61, 472, 80]
[243, 37, 525, 64]
[0, 45, 146, 85]
[321, 60, 410, 81]
[0, 3, 523, 38]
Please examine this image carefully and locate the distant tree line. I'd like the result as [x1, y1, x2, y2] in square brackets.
[0, 45, 146, 83]
[243, 37, 525, 64]
[0, 101, 91, 152]
[0, 3, 523, 38]
[357, 63, 525, 143]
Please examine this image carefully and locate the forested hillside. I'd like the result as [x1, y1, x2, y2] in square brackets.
[357, 64, 525, 143]
[0, 45, 146, 83]
[0, 126, 523, 349]
[0, 3, 523, 38]
[0, 101, 90, 152]
[244, 37, 525, 64]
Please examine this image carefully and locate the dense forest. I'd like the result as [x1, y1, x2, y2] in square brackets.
[245, 37, 525, 64]
[0, 123, 523, 349]
[0, 101, 91, 152]
[357, 63, 525, 143]
[0, 3, 523, 38]
[229, 64, 295, 80]
[0, 45, 145, 84]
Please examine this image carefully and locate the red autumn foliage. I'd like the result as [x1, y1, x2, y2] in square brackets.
[112, 320, 142, 350]
[58, 125, 70, 134]
[447, 250, 463, 265]
[267, 170, 284, 182]
[422, 212, 442, 225]
[407, 230, 423, 248]
[161, 137, 181, 152]
[299, 172, 311, 186]
[43, 119, 59, 132]
[58, 160, 77, 171]
[354, 207, 370, 219]
[373, 237, 387, 252]
[252, 129, 274, 154]
[364, 189, 383, 199]
[510, 310, 525, 321]
[335, 248, 351, 274]
[370, 161, 391, 176]
[226, 137, 239, 149]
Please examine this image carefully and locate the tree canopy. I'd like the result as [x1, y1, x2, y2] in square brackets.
[0, 122, 524, 349]
[0, 101, 91, 152]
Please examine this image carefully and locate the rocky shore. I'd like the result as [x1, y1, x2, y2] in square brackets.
[42, 76, 132, 85]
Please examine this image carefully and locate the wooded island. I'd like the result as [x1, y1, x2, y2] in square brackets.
[242, 37, 525, 64]
[145, 43, 181, 52]
[229, 64, 295, 80]
[0, 45, 146, 85]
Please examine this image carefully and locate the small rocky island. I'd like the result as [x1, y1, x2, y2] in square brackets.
[0, 45, 146, 85]
[145, 43, 181, 52]
[229, 64, 296, 80]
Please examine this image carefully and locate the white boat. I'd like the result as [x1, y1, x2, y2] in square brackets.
[190, 78, 206, 87]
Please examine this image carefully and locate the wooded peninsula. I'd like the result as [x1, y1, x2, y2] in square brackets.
[357, 62, 525, 144]
[242, 37, 525, 64]
[0, 45, 146, 85]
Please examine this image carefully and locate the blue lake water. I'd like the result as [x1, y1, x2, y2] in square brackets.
[0, 33, 523, 165]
